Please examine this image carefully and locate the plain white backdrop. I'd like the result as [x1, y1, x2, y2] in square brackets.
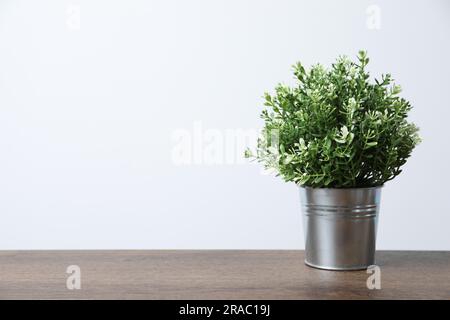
[0, 0, 449, 250]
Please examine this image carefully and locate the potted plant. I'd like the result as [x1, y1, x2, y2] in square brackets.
[246, 51, 421, 270]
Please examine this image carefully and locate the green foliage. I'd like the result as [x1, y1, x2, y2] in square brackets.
[246, 51, 421, 188]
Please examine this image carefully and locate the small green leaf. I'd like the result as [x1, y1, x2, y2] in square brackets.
[341, 125, 349, 138]
[244, 149, 253, 158]
[334, 137, 346, 144]
[283, 154, 294, 165]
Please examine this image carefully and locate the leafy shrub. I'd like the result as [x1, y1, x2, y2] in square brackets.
[246, 51, 421, 188]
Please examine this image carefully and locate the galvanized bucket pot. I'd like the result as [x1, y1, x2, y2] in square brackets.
[300, 186, 382, 270]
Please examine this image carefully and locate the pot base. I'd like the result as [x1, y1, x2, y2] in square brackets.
[304, 259, 371, 271]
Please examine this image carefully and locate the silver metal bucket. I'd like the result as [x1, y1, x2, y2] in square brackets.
[300, 186, 382, 270]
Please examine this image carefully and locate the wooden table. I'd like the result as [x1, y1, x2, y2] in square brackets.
[0, 251, 448, 299]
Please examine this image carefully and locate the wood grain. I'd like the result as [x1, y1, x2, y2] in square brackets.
[0, 250, 449, 299]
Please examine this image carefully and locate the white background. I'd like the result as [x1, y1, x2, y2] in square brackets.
[0, 0, 449, 250]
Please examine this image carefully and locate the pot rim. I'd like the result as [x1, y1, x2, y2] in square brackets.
[299, 185, 384, 190]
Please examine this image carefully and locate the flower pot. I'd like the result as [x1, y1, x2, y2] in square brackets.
[300, 186, 382, 270]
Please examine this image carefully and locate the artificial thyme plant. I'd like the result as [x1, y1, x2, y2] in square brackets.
[246, 51, 421, 188]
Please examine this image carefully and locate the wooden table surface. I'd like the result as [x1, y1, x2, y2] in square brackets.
[0, 250, 449, 300]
